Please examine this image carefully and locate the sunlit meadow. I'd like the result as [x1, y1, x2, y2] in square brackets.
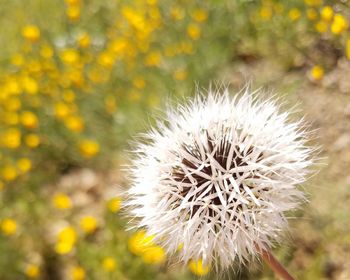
[1, 0, 350, 279]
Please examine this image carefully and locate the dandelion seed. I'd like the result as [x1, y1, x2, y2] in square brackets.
[126, 86, 315, 273]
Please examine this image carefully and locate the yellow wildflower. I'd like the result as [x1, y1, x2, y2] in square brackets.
[21, 111, 39, 129]
[310, 65, 324, 81]
[55, 226, 77, 255]
[142, 246, 166, 264]
[78, 33, 91, 49]
[2, 128, 21, 149]
[188, 259, 210, 276]
[79, 140, 100, 158]
[60, 49, 79, 65]
[71, 266, 85, 280]
[63, 90, 76, 103]
[259, 7, 272, 20]
[52, 193, 72, 209]
[98, 52, 115, 69]
[107, 197, 121, 213]
[321, 6, 333, 21]
[128, 231, 155, 256]
[170, 6, 184, 21]
[2, 165, 17, 181]
[22, 77, 38, 95]
[331, 14, 348, 34]
[79, 216, 98, 233]
[64, 116, 84, 133]
[25, 134, 40, 148]
[25, 264, 40, 278]
[306, 9, 318, 21]
[40, 45, 54, 59]
[191, 9, 208, 22]
[22, 25, 40, 42]
[315, 20, 328, 33]
[17, 158, 32, 174]
[11, 54, 25, 66]
[54, 102, 70, 119]
[187, 23, 201, 40]
[144, 51, 161, 67]
[102, 257, 116, 272]
[288, 8, 301, 21]
[66, 6, 81, 22]
[1, 218, 17, 236]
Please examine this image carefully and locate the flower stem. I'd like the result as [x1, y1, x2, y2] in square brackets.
[258, 247, 295, 280]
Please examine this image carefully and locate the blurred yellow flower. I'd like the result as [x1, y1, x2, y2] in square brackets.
[306, 9, 318, 21]
[65, 0, 81, 5]
[79, 216, 98, 233]
[55, 226, 77, 255]
[22, 77, 39, 95]
[22, 25, 40, 42]
[128, 230, 155, 256]
[64, 116, 84, 133]
[79, 140, 100, 158]
[170, 6, 184, 21]
[60, 49, 80, 65]
[311, 65, 324, 81]
[288, 8, 301, 21]
[78, 33, 91, 49]
[25, 134, 40, 148]
[107, 197, 121, 213]
[66, 6, 81, 22]
[63, 90, 76, 103]
[102, 257, 117, 271]
[2, 165, 17, 181]
[144, 51, 161, 67]
[331, 14, 348, 35]
[98, 52, 115, 69]
[142, 246, 165, 264]
[187, 23, 201, 40]
[17, 158, 32, 174]
[315, 20, 328, 33]
[320, 6, 333, 22]
[40, 45, 54, 59]
[71, 266, 85, 280]
[2, 128, 21, 149]
[52, 193, 72, 209]
[1, 218, 17, 236]
[191, 9, 208, 22]
[21, 111, 39, 129]
[11, 54, 25, 66]
[54, 102, 70, 119]
[25, 264, 40, 278]
[188, 259, 210, 276]
[259, 7, 272, 20]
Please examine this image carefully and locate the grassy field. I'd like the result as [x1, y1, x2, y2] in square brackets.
[1, 0, 350, 279]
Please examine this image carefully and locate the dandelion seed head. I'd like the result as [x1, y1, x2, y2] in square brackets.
[126, 86, 314, 270]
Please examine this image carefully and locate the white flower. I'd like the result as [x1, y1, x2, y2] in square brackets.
[125, 87, 314, 270]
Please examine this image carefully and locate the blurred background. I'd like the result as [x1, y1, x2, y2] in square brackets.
[0, 0, 350, 279]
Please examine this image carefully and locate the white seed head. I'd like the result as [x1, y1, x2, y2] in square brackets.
[125, 87, 314, 270]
